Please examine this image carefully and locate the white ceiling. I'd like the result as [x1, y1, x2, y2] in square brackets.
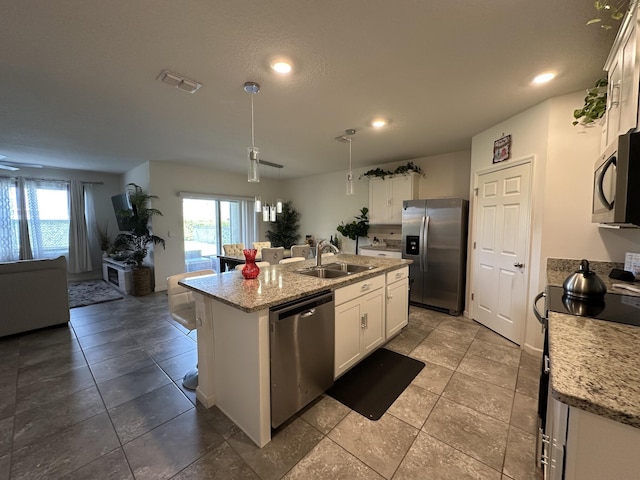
[0, 1, 619, 179]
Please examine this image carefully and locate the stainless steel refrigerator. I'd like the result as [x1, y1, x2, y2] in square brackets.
[401, 198, 469, 315]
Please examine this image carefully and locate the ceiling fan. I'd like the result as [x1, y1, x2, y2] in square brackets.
[0, 157, 43, 171]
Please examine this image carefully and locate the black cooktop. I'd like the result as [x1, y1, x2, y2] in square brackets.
[546, 285, 640, 327]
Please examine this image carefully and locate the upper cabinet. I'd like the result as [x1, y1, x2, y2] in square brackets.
[602, 3, 640, 150]
[368, 173, 418, 224]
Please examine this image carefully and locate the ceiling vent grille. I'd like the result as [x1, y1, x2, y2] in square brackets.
[157, 69, 202, 94]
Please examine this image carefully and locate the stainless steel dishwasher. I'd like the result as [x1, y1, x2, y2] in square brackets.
[270, 290, 335, 428]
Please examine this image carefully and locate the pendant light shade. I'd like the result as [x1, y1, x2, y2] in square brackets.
[254, 196, 262, 212]
[244, 81, 261, 183]
[276, 198, 283, 213]
[341, 129, 356, 196]
[270, 205, 276, 222]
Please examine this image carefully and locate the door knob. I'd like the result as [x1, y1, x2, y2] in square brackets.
[514, 262, 524, 268]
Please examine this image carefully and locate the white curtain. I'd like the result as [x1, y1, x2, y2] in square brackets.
[241, 200, 258, 249]
[0, 177, 20, 261]
[17, 177, 33, 260]
[68, 180, 93, 273]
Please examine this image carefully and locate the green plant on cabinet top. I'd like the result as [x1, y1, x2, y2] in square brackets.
[572, 78, 608, 126]
[360, 161, 423, 180]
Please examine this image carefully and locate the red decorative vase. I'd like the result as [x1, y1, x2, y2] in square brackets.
[241, 248, 260, 279]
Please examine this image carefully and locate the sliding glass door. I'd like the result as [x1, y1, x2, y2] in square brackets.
[182, 196, 256, 273]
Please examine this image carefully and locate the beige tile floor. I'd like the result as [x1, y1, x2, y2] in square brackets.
[0, 293, 543, 480]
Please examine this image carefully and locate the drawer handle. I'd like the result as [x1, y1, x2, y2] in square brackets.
[361, 283, 370, 291]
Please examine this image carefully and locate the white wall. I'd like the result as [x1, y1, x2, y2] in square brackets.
[470, 100, 550, 352]
[470, 90, 640, 352]
[284, 151, 472, 252]
[149, 161, 282, 291]
[544, 93, 640, 260]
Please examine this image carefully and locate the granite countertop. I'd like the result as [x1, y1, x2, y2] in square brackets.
[548, 311, 640, 428]
[180, 254, 410, 313]
[546, 257, 640, 296]
[546, 257, 640, 429]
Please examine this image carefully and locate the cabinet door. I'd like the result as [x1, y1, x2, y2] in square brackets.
[386, 277, 409, 338]
[335, 298, 363, 378]
[389, 175, 414, 223]
[619, 21, 639, 135]
[606, 52, 622, 149]
[361, 288, 385, 355]
[368, 178, 389, 223]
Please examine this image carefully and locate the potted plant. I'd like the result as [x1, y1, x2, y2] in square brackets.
[360, 161, 424, 180]
[266, 201, 301, 248]
[95, 222, 114, 256]
[572, 78, 608, 126]
[336, 207, 369, 253]
[114, 183, 165, 296]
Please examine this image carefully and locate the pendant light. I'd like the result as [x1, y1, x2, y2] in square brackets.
[254, 196, 262, 213]
[341, 129, 356, 195]
[276, 164, 283, 213]
[244, 81, 260, 183]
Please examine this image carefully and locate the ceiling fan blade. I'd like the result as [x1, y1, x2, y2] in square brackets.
[0, 164, 20, 171]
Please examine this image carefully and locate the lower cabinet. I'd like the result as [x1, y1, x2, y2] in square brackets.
[334, 275, 385, 378]
[385, 267, 409, 338]
[564, 406, 640, 480]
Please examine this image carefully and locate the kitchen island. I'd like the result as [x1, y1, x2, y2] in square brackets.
[180, 254, 410, 447]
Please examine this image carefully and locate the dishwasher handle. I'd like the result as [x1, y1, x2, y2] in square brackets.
[300, 308, 316, 318]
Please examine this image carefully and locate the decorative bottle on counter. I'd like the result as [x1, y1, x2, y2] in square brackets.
[241, 249, 260, 279]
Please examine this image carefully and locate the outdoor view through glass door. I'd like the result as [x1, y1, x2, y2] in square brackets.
[182, 196, 256, 273]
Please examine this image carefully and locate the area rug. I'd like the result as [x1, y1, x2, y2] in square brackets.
[68, 280, 123, 308]
[327, 348, 425, 420]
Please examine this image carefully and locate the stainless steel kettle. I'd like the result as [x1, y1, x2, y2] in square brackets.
[562, 259, 607, 299]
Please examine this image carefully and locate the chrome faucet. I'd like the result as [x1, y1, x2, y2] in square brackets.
[316, 240, 339, 267]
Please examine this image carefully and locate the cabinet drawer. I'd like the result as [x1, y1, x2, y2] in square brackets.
[335, 274, 384, 306]
[359, 248, 402, 259]
[386, 266, 408, 283]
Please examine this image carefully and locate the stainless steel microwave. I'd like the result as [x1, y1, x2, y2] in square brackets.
[592, 131, 640, 227]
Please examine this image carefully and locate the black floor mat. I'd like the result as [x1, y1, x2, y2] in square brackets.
[326, 348, 425, 420]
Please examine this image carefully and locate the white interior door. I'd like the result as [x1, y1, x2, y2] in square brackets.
[471, 161, 531, 344]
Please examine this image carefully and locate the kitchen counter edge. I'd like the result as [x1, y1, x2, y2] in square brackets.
[179, 254, 411, 313]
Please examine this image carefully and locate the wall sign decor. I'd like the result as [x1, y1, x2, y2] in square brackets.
[493, 134, 511, 163]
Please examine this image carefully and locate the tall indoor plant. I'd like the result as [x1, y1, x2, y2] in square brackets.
[114, 183, 165, 296]
[266, 201, 301, 248]
[336, 207, 369, 253]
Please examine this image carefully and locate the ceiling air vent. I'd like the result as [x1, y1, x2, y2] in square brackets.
[157, 69, 202, 94]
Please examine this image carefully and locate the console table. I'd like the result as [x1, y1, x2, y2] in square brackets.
[102, 257, 133, 294]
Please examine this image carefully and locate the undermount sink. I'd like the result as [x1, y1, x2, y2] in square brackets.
[295, 267, 350, 279]
[324, 263, 375, 273]
[295, 263, 375, 279]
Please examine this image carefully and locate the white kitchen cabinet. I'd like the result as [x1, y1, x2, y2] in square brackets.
[563, 406, 640, 480]
[368, 173, 418, 224]
[602, 2, 640, 150]
[359, 247, 402, 259]
[385, 267, 409, 338]
[334, 275, 385, 378]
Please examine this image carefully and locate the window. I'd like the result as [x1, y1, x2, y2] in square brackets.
[0, 178, 70, 261]
[25, 180, 70, 258]
[182, 195, 257, 273]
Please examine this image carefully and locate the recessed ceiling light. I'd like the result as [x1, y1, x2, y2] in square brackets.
[372, 119, 388, 128]
[271, 61, 292, 74]
[533, 72, 556, 84]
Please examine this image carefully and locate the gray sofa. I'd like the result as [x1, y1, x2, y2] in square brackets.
[0, 256, 70, 337]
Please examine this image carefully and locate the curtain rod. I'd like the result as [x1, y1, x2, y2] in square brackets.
[0, 175, 103, 185]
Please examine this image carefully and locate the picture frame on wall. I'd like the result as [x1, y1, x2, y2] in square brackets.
[493, 134, 511, 163]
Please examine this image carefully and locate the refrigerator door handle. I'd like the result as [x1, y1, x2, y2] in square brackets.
[421, 215, 430, 272]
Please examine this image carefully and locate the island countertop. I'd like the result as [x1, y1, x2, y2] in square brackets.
[180, 253, 411, 313]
